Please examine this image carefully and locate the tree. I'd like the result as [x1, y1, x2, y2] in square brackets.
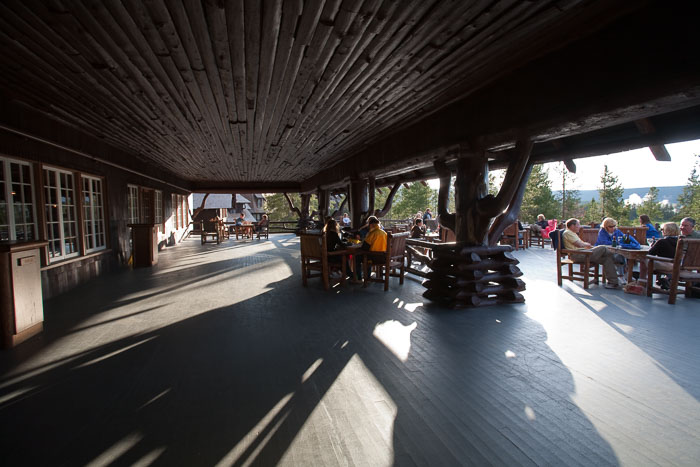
[392, 182, 436, 220]
[638, 187, 663, 223]
[520, 164, 559, 222]
[582, 198, 601, 224]
[554, 162, 581, 221]
[264, 193, 318, 221]
[598, 165, 626, 221]
[676, 156, 700, 221]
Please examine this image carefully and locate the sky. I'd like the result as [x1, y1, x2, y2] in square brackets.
[427, 138, 700, 192]
[546, 139, 700, 191]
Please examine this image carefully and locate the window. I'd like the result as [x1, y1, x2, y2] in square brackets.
[128, 185, 139, 224]
[82, 175, 106, 252]
[44, 167, 78, 260]
[155, 190, 163, 231]
[177, 194, 184, 228]
[0, 157, 37, 241]
[171, 193, 178, 228]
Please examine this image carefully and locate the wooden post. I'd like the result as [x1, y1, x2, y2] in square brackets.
[423, 139, 534, 308]
[349, 179, 368, 228]
[317, 189, 329, 224]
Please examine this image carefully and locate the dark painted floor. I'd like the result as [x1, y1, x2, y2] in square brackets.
[1, 235, 699, 466]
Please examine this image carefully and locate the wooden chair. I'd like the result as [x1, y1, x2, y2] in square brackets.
[363, 232, 409, 291]
[501, 222, 528, 250]
[646, 238, 700, 304]
[300, 233, 347, 291]
[256, 221, 269, 239]
[219, 219, 230, 240]
[440, 227, 456, 243]
[200, 219, 221, 244]
[550, 229, 602, 289]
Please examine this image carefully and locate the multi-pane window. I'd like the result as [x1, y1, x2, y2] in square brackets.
[128, 185, 139, 224]
[155, 190, 163, 231]
[177, 195, 184, 228]
[44, 168, 78, 260]
[171, 194, 178, 228]
[82, 176, 106, 252]
[0, 157, 36, 241]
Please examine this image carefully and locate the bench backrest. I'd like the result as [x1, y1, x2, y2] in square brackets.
[300, 233, 324, 259]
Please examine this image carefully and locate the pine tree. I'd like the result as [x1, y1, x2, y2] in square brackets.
[676, 156, 700, 221]
[582, 198, 602, 224]
[598, 165, 626, 221]
[392, 182, 436, 220]
[520, 164, 559, 222]
[554, 162, 581, 221]
[638, 187, 663, 223]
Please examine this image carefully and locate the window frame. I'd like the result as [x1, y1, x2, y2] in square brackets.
[43, 166, 79, 262]
[82, 174, 107, 254]
[155, 190, 163, 232]
[127, 184, 139, 224]
[0, 156, 38, 242]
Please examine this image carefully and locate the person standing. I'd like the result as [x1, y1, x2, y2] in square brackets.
[563, 218, 620, 289]
[423, 208, 432, 221]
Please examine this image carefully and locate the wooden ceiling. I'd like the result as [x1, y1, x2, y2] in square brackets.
[1, 0, 699, 192]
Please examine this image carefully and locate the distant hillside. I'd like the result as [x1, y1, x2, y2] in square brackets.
[560, 186, 685, 205]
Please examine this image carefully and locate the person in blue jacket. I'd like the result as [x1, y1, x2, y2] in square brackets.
[595, 217, 640, 282]
[639, 214, 661, 239]
[595, 217, 641, 248]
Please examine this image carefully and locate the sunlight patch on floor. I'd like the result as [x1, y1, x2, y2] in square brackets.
[86, 432, 143, 467]
[216, 393, 294, 467]
[278, 354, 396, 467]
[373, 320, 417, 362]
[523, 278, 700, 465]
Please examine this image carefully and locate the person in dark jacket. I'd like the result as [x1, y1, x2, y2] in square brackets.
[410, 218, 425, 238]
[641, 222, 679, 289]
[324, 218, 347, 262]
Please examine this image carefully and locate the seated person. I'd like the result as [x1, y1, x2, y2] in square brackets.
[563, 218, 620, 289]
[410, 218, 426, 238]
[595, 217, 639, 282]
[422, 208, 432, 221]
[530, 214, 549, 235]
[256, 214, 268, 232]
[640, 222, 679, 289]
[341, 212, 351, 226]
[323, 219, 349, 266]
[353, 216, 387, 282]
[640, 214, 661, 239]
[235, 212, 245, 226]
[680, 217, 700, 238]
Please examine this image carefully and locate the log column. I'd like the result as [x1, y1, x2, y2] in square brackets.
[348, 178, 368, 228]
[317, 189, 330, 224]
[424, 140, 533, 308]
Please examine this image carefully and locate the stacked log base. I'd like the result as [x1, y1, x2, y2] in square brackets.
[422, 244, 525, 308]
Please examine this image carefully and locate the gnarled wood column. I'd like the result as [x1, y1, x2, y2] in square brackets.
[348, 178, 368, 228]
[424, 139, 533, 308]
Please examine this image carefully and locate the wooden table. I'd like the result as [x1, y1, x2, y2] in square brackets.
[235, 224, 254, 239]
[606, 245, 650, 285]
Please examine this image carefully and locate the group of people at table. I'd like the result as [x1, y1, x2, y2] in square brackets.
[326, 208, 436, 283]
[559, 215, 699, 290]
